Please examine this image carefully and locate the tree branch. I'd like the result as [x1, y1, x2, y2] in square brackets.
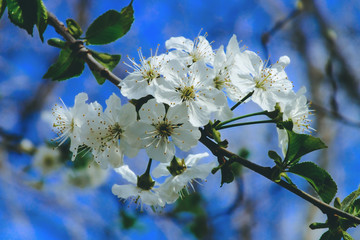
[46, 11, 122, 87]
[199, 128, 360, 224]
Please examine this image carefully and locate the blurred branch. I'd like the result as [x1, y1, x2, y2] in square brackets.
[199, 128, 360, 224]
[46, 11, 122, 87]
[302, 0, 360, 105]
[311, 103, 360, 128]
[261, 7, 302, 59]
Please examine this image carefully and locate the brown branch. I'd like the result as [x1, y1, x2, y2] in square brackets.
[46, 11, 122, 87]
[199, 128, 360, 225]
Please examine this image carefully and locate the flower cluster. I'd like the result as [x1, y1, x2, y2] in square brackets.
[51, 33, 313, 209]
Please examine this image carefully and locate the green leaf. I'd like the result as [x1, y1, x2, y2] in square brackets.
[220, 160, 234, 186]
[35, 0, 47, 42]
[66, 18, 83, 39]
[89, 49, 121, 84]
[7, 0, 47, 40]
[85, 0, 134, 45]
[288, 162, 337, 204]
[342, 231, 354, 240]
[268, 150, 282, 165]
[173, 192, 204, 215]
[0, 0, 6, 20]
[347, 198, 360, 217]
[284, 129, 327, 165]
[72, 146, 92, 169]
[43, 47, 85, 81]
[120, 210, 137, 229]
[319, 231, 341, 240]
[341, 186, 360, 212]
[7, 0, 37, 35]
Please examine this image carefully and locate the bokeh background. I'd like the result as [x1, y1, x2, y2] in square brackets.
[1, 0, 360, 239]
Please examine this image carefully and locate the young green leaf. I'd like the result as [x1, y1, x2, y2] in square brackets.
[89, 50, 121, 84]
[347, 199, 360, 217]
[288, 162, 337, 204]
[0, 0, 6, 20]
[47, 38, 66, 49]
[341, 185, 360, 212]
[342, 231, 354, 240]
[268, 150, 282, 165]
[36, 0, 47, 42]
[66, 18, 83, 39]
[220, 160, 234, 186]
[85, 0, 134, 45]
[284, 129, 327, 165]
[43, 47, 85, 81]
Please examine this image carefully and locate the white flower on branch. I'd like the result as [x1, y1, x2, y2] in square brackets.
[120, 46, 169, 100]
[231, 51, 293, 111]
[51, 92, 89, 161]
[81, 93, 140, 169]
[112, 165, 165, 210]
[277, 87, 315, 156]
[127, 99, 200, 163]
[153, 152, 216, 204]
[155, 60, 229, 127]
[165, 33, 214, 66]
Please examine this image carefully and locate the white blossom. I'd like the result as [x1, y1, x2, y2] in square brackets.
[165, 33, 214, 66]
[120, 46, 169, 99]
[81, 94, 140, 169]
[277, 87, 314, 156]
[231, 51, 293, 111]
[153, 152, 215, 204]
[155, 59, 228, 127]
[33, 145, 61, 175]
[51, 92, 89, 160]
[112, 165, 165, 209]
[127, 99, 200, 163]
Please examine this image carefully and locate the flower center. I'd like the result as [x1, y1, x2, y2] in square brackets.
[213, 75, 225, 90]
[255, 69, 273, 91]
[178, 86, 196, 102]
[155, 121, 174, 138]
[108, 122, 123, 140]
[143, 60, 160, 83]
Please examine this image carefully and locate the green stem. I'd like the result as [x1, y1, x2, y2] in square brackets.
[215, 111, 268, 129]
[145, 158, 153, 175]
[217, 120, 275, 130]
[230, 91, 254, 111]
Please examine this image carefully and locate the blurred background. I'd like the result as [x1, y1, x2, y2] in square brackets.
[0, 0, 360, 239]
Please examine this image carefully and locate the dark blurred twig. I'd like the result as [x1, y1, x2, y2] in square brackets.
[302, 0, 360, 105]
[261, 8, 302, 61]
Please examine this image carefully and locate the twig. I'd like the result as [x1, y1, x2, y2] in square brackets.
[46, 11, 122, 87]
[199, 128, 360, 224]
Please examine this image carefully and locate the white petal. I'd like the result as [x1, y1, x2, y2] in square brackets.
[152, 163, 171, 178]
[166, 36, 194, 53]
[184, 152, 209, 166]
[112, 184, 139, 199]
[183, 162, 216, 180]
[114, 165, 137, 184]
[172, 123, 200, 151]
[139, 99, 166, 124]
[146, 139, 175, 163]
